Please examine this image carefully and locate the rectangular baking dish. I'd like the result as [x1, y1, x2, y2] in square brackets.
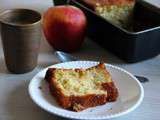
[54, 0, 160, 63]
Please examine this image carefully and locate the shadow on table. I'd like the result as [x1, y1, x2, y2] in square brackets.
[5, 80, 69, 120]
[0, 58, 9, 74]
[73, 39, 126, 65]
[38, 60, 59, 69]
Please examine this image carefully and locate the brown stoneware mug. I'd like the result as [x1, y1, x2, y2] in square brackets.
[0, 9, 41, 74]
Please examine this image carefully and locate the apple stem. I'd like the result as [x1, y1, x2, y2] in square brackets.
[67, 0, 71, 5]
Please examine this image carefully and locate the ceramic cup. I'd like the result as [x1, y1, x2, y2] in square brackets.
[0, 9, 41, 74]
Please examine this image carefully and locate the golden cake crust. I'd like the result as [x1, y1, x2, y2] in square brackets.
[79, 0, 135, 8]
[45, 63, 118, 111]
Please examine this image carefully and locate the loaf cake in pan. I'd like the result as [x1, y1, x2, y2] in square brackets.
[80, 0, 135, 28]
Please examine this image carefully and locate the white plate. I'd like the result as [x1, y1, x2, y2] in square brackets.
[28, 61, 144, 120]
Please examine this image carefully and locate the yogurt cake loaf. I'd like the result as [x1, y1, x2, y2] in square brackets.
[45, 63, 118, 111]
[79, 0, 135, 28]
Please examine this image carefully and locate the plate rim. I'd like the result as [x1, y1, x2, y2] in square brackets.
[28, 61, 144, 120]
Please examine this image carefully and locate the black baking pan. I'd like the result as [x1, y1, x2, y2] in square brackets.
[53, 0, 160, 63]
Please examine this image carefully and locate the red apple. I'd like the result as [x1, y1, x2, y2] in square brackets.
[43, 5, 87, 52]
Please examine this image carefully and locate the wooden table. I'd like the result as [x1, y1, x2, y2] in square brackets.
[0, 0, 160, 120]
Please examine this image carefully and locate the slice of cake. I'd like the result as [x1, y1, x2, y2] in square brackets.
[45, 63, 118, 111]
[80, 0, 135, 28]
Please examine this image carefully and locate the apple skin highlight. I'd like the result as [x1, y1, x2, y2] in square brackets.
[43, 5, 87, 52]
